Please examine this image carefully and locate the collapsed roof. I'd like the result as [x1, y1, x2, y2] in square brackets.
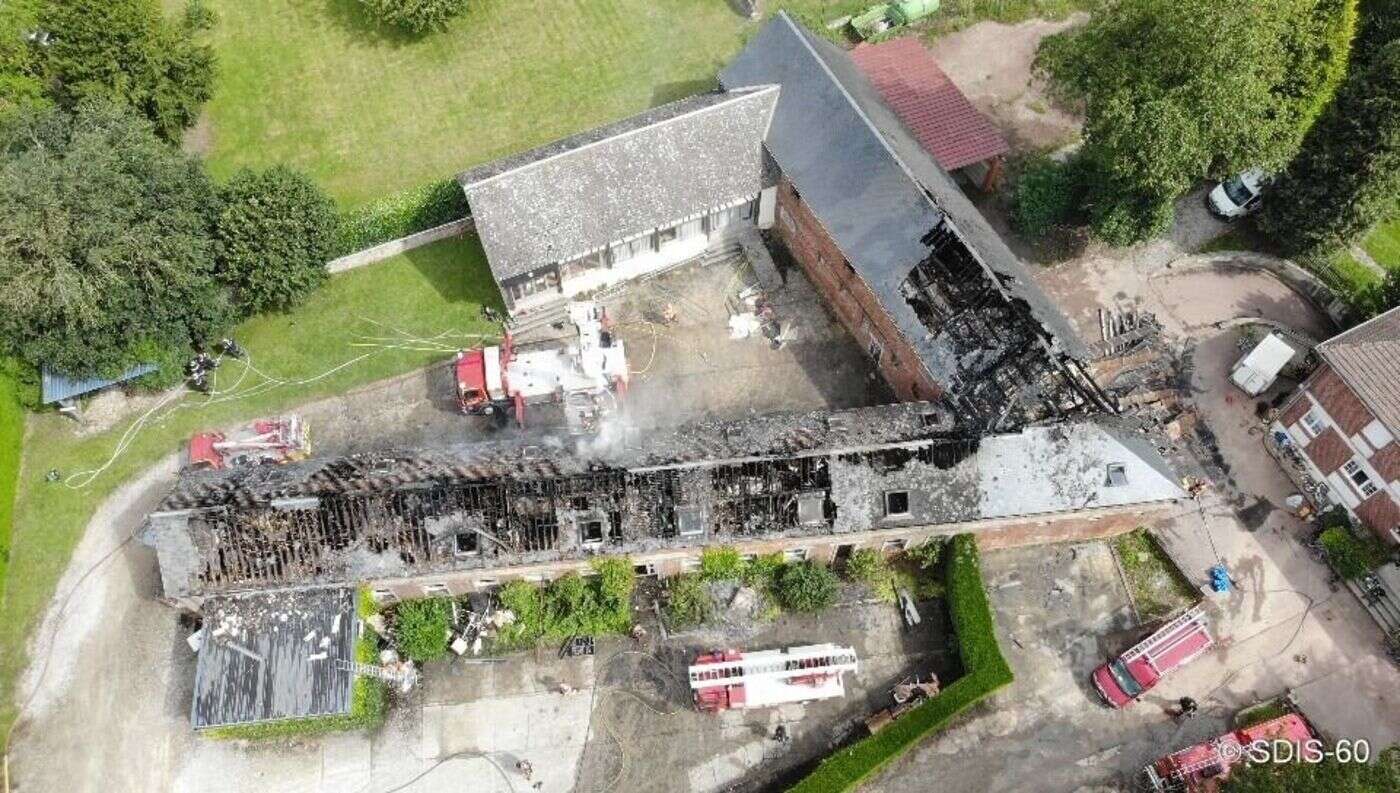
[143, 403, 1184, 600]
[457, 86, 780, 283]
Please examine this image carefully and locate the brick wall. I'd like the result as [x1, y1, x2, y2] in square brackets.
[772, 177, 941, 401]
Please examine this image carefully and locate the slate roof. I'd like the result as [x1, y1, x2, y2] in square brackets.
[41, 363, 157, 404]
[720, 13, 1087, 367]
[1315, 306, 1400, 432]
[191, 587, 357, 729]
[458, 87, 780, 282]
[850, 37, 1009, 171]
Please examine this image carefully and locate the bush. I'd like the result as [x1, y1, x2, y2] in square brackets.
[491, 559, 636, 649]
[1011, 156, 1086, 238]
[1320, 526, 1390, 580]
[904, 538, 946, 573]
[357, 0, 470, 34]
[393, 598, 452, 662]
[699, 546, 746, 582]
[845, 549, 897, 602]
[214, 166, 337, 316]
[665, 574, 714, 628]
[790, 535, 1011, 792]
[776, 561, 839, 612]
[335, 179, 469, 255]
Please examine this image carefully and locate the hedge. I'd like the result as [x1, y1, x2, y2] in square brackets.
[334, 178, 469, 256]
[789, 534, 1012, 792]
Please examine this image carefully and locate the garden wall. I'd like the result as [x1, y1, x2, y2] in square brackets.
[327, 217, 474, 273]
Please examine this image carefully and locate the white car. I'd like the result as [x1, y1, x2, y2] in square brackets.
[1207, 169, 1269, 219]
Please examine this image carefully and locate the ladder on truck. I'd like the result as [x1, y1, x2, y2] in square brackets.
[1120, 604, 1209, 673]
[688, 645, 859, 690]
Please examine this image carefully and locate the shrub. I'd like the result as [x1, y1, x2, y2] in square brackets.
[214, 165, 337, 316]
[1320, 526, 1390, 580]
[665, 574, 714, 628]
[357, 0, 470, 34]
[491, 559, 636, 649]
[845, 548, 897, 602]
[393, 598, 451, 662]
[593, 556, 636, 607]
[699, 546, 746, 582]
[776, 561, 839, 612]
[742, 552, 787, 592]
[789, 534, 1011, 792]
[335, 179, 469, 255]
[904, 538, 946, 573]
[1011, 156, 1086, 238]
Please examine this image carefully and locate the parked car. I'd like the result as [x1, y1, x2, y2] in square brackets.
[1092, 605, 1214, 707]
[1207, 169, 1270, 219]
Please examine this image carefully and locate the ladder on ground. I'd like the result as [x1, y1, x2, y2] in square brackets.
[1121, 604, 1209, 671]
[334, 659, 417, 686]
[688, 646, 858, 690]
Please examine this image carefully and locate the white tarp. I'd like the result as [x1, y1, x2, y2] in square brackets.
[1231, 333, 1296, 395]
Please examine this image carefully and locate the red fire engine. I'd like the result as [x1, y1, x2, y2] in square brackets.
[187, 415, 310, 470]
[688, 644, 859, 712]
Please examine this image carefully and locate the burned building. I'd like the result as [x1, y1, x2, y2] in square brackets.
[142, 403, 1184, 609]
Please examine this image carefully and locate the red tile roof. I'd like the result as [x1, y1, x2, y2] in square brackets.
[851, 37, 1010, 171]
[1303, 427, 1352, 475]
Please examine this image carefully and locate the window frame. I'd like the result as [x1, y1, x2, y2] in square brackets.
[1300, 408, 1326, 438]
[422, 583, 451, 598]
[884, 490, 911, 517]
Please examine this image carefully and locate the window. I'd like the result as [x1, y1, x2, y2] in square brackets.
[1300, 409, 1326, 437]
[885, 491, 910, 516]
[1343, 459, 1378, 497]
[633, 563, 656, 577]
[581, 519, 605, 545]
[1105, 464, 1128, 487]
[656, 226, 678, 247]
[475, 578, 498, 589]
[783, 548, 808, 562]
[372, 589, 397, 604]
[681, 557, 702, 572]
[455, 532, 479, 556]
[882, 538, 908, 553]
[422, 583, 451, 598]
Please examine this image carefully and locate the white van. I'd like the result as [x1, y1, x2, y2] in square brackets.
[1207, 169, 1269, 219]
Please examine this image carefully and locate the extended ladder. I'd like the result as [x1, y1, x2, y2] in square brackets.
[688, 645, 859, 690]
[334, 659, 417, 686]
[1121, 604, 1209, 671]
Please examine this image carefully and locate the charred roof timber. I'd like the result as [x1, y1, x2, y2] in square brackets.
[141, 403, 1186, 601]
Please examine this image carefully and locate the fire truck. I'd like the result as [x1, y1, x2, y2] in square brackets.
[688, 644, 859, 712]
[1092, 604, 1214, 708]
[1142, 713, 1316, 792]
[187, 416, 310, 470]
[455, 302, 628, 433]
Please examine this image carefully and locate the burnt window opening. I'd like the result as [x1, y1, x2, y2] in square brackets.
[581, 519, 605, 545]
[1105, 464, 1128, 487]
[885, 491, 911, 517]
[455, 531, 479, 556]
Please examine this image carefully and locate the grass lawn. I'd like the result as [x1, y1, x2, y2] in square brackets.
[0, 374, 21, 591]
[0, 236, 500, 731]
[1111, 528, 1197, 622]
[1360, 217, 1400, 270]
[194, 0, 1092, 209]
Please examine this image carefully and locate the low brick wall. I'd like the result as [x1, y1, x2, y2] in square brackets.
[326, 217, 474, 274]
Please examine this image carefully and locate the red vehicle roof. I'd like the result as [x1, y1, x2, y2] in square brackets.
[1129, 618, 1214, 687]
[1151, 714, 1314, 791]
[456, 349, 487, 391]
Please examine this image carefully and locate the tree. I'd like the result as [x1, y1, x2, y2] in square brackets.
[213, 166, 337, 316]
[357, 0, 470, 34]
[37, 0, 215, 142]
[392, 597, 451, 662]
[1037, 0, 1356, 244]
[1259, 40, 1400, 258]
[1222, 745, 1400, 792]
[0, 101, 231, 379]
[776, 561, 838, 612]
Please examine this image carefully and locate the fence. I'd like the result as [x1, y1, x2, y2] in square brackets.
[327, 217, 474, 274]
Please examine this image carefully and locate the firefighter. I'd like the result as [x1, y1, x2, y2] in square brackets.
[1174, 696, 1198, 721]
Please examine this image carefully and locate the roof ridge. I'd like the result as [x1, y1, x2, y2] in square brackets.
[1318, 305, 1400, 349]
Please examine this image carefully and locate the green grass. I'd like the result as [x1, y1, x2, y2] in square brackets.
[1322, 248, 1383, 301]
[1235, 698, 1291, 729]
[0, 373, 22, 590]
[1111, 528, 1197, 621]
[0, 236, 500, 732]
[1360, 217, 1400, 270]
[791, 535, 1012, 792]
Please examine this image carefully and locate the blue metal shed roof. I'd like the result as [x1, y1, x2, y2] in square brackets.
[42, 363, 158, 404]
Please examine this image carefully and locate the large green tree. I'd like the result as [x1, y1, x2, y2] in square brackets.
[1223, 745, 1400, 791]
[213, 166, 337, 316]
[0, 101, 231, 378]
[1038, 0, 1356, 244]
[37, 0, 215, 142]
[1259, 40, 1400, 259]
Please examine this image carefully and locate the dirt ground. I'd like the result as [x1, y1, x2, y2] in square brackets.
[927, 14, 1087, 153]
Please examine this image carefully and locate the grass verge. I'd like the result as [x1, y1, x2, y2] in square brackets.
[789, 534, 1012, 792]
[1360, 217, 1400, 269]
[1112, 528, 1197, 621]
[0, 236, 500, 733]
[0, 373, 22, 589]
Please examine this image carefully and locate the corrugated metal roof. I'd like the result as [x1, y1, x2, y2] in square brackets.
[458, 88, 779, 283]
[191, 587, 357, 729]
[41, 363, 158, 404]
[850, 37, 1009, 171]
[1315, 305, 1400, 433]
